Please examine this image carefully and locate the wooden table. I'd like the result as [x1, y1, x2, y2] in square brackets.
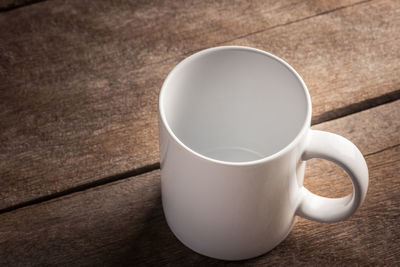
[1, 0, 399, 265]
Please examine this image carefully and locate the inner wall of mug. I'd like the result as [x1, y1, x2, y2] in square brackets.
[161, 48, 309, 163]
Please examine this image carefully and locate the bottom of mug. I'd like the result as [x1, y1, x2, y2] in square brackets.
[203, 146, 264, 163]
[166, 217, 297, 261]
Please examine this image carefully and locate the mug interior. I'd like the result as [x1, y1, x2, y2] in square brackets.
[160, 47, 310, 163]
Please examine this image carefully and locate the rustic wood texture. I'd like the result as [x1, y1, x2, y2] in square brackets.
[0, 100, 399, 266]
[1, 0, 399, 210]
[232, 0, 400, 125]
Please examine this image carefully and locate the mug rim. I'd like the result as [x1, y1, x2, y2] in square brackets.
[159, 46, 312, 166]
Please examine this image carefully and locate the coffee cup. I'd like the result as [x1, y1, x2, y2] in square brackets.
[158, 46, 368, 260]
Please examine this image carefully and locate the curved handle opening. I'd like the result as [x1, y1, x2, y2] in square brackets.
[296, 130, 369, 223]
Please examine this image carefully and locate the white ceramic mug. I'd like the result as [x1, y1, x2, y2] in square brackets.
[158, 46, 368, 260]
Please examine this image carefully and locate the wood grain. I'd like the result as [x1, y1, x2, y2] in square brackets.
[229, 0, 400, 124]
[0, 100, 399, 266]
[1, 0, 399, 210]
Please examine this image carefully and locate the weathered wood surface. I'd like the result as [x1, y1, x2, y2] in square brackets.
[1, 0, 399, 211]
[0, 100, 399, 266]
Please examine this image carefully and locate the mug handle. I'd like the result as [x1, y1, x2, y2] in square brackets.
[296, 130, 369, 223]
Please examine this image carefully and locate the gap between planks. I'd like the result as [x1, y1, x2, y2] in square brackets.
[312, 89, 400, 125]
[90, 0, 372, 77]
[194, 0, 372, 55]
[0, 0, 372, 81]
[0, 97, 398, 215]
[0, 0, 47, 12]
[0, 163, 159, 214]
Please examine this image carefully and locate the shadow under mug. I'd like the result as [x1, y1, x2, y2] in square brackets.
[158, 46, 368, 260]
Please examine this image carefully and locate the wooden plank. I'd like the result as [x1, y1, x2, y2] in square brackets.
[311, 99, 400, 157]
[305, 100, 400, 198]
[0, 100, 399, 265]
[229, 0, 400, 124]
[1, 0, 399, 210]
